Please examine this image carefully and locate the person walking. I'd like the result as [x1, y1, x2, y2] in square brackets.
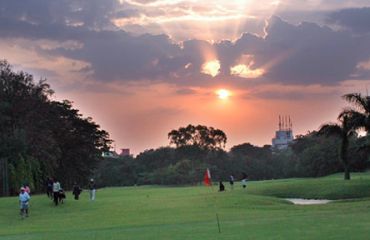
[219, 181, 225, 192]
[52, 179, 61, 206]
[229, 174, 234, 190]
[46, 177, 53, 199]
[19, 187, 30, 219]
[241, 173, 248, 189]
[73, 182, 82, 200]
[89, 179, 96, 201]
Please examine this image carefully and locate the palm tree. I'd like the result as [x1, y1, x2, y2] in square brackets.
[341, 93, 370, 132]
[318, 115, 354, 180]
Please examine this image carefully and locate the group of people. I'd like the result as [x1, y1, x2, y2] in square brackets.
[46, 178, 66, 206]
[18, 178, 97, 219]
[19, 173, 247, 219]
[219, 173, 248, 192]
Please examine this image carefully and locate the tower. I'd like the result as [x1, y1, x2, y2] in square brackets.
[272, 115, 294, 150]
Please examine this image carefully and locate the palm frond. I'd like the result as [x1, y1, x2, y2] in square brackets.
[339, 108, 368, 131]
[342, 93, 370, 113]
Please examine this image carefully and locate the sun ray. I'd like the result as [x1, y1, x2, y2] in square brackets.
[114, 0, 284, 41]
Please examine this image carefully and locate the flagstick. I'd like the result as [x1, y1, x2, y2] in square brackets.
[216, 213, 221, 233]
[203, 168, 221, 234]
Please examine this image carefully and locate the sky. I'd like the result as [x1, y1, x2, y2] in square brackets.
[1, 0, 370, 154]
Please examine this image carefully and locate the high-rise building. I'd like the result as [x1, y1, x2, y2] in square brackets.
[272, 115, 294, 150]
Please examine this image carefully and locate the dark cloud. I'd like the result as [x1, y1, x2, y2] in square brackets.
[1, 1, 370, 87]
[327, 7, 370, 34]
[175, 88, 197, 95]
[211, 16, 370, 85]
[54, 31, 185, 81]
[260, 16, 369, 84]
[0, 0, 119, 30]
[115, 9, 141, 18]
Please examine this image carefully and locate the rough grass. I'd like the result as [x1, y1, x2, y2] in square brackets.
[1, 172, 370, 240]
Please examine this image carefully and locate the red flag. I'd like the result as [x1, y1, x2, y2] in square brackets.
[203, 168, 212, 186]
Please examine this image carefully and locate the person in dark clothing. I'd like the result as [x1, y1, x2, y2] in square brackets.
[73, 182, 82, 200]
[46, 178, 53, 199]
[58, 189, 66, 203]
[219, 181, 225, 192]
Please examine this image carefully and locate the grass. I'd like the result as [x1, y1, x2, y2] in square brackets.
[0, 172, 370, 239]
[247, 172, 370, 199]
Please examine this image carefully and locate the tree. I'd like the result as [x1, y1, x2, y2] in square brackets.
[48, 100, 112, 188]
[229, 143, 274, 180]
[0, 60, 112, 195]
[168, 124, 227, 150]
[291, 132, 341, 177]
[0, 60, 54, 194]
[318, 115, 354, 180]
[341, 93, 370, 131]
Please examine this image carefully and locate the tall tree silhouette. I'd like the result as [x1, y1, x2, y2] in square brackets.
[318, 115, 354, 180]
[168, 124, 227, 150]
[0, 60, 111, 195]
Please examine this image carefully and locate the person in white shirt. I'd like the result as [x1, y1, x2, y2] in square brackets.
[19, 187, 30, 218]
[52, 179, 61, 206]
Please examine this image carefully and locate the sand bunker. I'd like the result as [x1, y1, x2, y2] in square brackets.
[286, 198, 332, 205]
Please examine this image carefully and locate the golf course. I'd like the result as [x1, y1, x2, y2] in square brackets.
[1, 172, 370, 240]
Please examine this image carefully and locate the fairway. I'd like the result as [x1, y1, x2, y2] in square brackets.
[1, 173, 370, 240]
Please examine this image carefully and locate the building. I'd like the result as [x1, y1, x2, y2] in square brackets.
[272, 115, 294, 150]
[119, 148, 130, 157]
[102, 148, 131, 159]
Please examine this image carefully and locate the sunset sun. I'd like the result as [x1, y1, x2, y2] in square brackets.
[216, 89, 231, 100]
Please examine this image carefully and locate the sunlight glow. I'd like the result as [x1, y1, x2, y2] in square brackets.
[113, 0, 282, 41]
[230, 64, 265, 78]
[201, 60, 220, 77]
[216, 89, 231, 100]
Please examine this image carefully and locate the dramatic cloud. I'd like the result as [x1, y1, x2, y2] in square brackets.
[2, 10, 370, 87]
[327, 7, 370, 34]
[1, 1, 370, 87]
[2, 0, 370, 153]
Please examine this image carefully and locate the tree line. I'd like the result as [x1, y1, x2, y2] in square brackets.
[93, 129, 369, 187]
[0, 61, 111, 196]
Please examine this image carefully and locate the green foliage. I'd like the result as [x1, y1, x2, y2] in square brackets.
[139, 159, 197, 185]
[292, 133, 341, 177]
[168, 124, 227, 150]
[229, 143, 275, 180]
[0, 60, 111, 196]
[93, 156, 138, 187]
[318, 115, 355, 180]
[94, 130, 369, 187]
